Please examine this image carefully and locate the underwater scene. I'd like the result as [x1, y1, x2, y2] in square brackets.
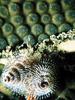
[0, 0, 75, 100]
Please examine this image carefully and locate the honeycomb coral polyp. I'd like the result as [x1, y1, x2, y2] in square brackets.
[0, 0, 75, 50]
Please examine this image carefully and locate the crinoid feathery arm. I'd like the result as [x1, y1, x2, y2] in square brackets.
[0, 29, 75, 100]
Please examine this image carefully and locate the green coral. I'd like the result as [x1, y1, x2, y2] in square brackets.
[10, 15, 23, 27]
[38, 33, 49, 43]
[0, 38, 7, 50]
[45, 23, 58, 35]
[58, 23, 72, 33]
[52, 13, 64, 26]
[31, 24, 44, 36]
[49, 3, 61, 15]
[0, 0, 74, 50]
[36, 1, 48, 14]
[23, 1, 34, 15]
[8, 2, 20, 16]
[23, 34, 36, 46]
[16, 25, 29, 39]
[27, 13, 39, 26]
[2, 23, 13, 36]
[0, 5, 9, 19]
[61, 0, 74, 10]
[7, 34, 20, 46]
[65, 10, 75, 23]
[41, 14, 51, 24]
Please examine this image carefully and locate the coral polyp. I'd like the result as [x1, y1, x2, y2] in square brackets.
[0, 0, 75, 50]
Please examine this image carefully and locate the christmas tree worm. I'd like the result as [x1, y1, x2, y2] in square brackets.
[0, 30, 75, 100]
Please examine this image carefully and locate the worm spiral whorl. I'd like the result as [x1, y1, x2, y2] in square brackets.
[1, 51, 61, 99]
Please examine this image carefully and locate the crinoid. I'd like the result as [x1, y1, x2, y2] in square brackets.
[0, 30, 75, 100]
